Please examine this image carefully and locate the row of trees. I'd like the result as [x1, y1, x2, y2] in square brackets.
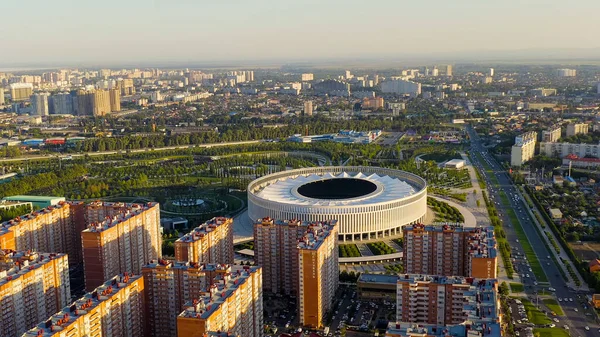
[482, 191, 514, 278]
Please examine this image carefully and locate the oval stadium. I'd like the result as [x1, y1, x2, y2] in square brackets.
[247, 166, 427, 241]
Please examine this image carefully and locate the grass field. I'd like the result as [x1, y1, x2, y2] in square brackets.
[542, 298, 564, 316]
[533, 328, 569, 337]
[509, 283, 524, 293]
[522, 298, 551, 325]
[570, 241, 600, 261]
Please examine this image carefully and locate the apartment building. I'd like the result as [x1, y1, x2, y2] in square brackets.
[0, 250, 70, 337]
[174, 217, 234, 264]
[118, 79, 135, 96]
[109, 88, 121, 112]
[0, 201, 86, 264]
[9, 83, 33, 101]
[142, 260, 232, 337]
[566, 123, 589, 137]
[297, 222, 339, 328]
[254, 218, 338, 328]
[23, 273, 145, 337]
[510, 131, 537, 166]
[396, 275, 499, 326]
[403, 224, 497, 279]
[177, 266, 263, 337]
[540, 141, 600, 158]
[542, 126, 561, 143]
[81, 202, 161, 290]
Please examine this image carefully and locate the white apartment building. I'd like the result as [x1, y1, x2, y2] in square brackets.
[566, 123, 589, 137]
[510, 131, 537, 166]
[542, 126, 562, 142]
[540, 142, 600, 158]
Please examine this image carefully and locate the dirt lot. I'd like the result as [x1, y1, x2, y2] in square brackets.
[569, 241, 600, 261]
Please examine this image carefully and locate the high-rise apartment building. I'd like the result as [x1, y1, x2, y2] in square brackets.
[176, 266, 263, 337]
[0, 201, 86, 264]
[109, 88, 121, 112]
[556, 68, 576, 77]
[403, 224, 497, 279]
[301, 73, 314, 81]
[566, 123, 589, 137]
[531, 88, 557, 97]
[119, 79, 135, 96]
[542, 126, 562, 143]
[143, 261, 235, 337]
[380, 79, 421, 96]
[31, 92, 51, 116]
[0, 250, 70, 337]
[81, 202, 161, 290]
[23, 274, 145, 337]
[396, 275, 500, 326]
[510, 131, 537, 167]
[9, 83, 33, 101]
[303, 101, 313, 116]
[297, 222, 339, 328]
[174, 217, 234, 264]
[0, 87, 5, 104]
[488, 68, 494, 77]
[540, 141, 600, 158]
[446, 65, 453, 77]
[76, 90, 94, 116]
[254, 218, 338, 328]
[245, 70, 254, 82]
[92, 89, 111, 116]
[50, 92, 74, 115]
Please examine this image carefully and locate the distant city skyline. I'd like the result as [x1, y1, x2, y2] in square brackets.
[2, 0, 600, 67]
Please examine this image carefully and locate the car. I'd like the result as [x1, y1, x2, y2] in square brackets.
[573, 308, 578, 312]
[549, 324, 555, 328]
[569, 298, 573, 302]
[558, 298, 562, 302]
[563, 325, 569, 330]
[553, 318, 559, 323]
[585, 326, 590, 331]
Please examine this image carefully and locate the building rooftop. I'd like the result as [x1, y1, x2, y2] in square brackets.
[23, 273, 141, 336]
[0, 201, 81, 236]
[0, 250, 67, 287]
[175, 217, 231, 243]
[179, 265, 260, 320]
[385, 321, 500, 337]
[297, 221, 337, 251]
[144, 259, 232, 273]
[83, 202, 158, 233]
[466, 226, 497, 259]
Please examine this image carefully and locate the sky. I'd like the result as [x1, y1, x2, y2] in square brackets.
[2, 0, 600, 67]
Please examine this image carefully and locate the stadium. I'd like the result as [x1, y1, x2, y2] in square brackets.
[247, 166, 427, 241]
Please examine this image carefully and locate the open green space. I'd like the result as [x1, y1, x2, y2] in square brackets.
[367, 242, 395, 255]
[420, 151, 462, 163]
[509, 283, 524, 293]
[427, 197, 464, 222]
[339, 244, 361, 258]
[542, 298, 564, 316]
[533, 328, 570, 337]
[521, 298, 551, 325]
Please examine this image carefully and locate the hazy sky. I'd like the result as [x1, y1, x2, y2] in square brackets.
[2, 0, 599, 66]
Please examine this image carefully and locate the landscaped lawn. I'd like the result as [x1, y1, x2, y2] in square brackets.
[542, 298, 564, 316]
[509, 283, 524, 293]
[521, 298, 551, 325]
[533, 328, 569, 337]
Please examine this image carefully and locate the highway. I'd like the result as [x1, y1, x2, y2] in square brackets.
[0, 140, 262, 163]
[467, 126, 597, 337]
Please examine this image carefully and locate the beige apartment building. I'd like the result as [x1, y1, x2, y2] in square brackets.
[403, 224, 498, 279]
[566, 123, 589, 137]
[0, 201, 86, 264]
[542, 126, 561, 142]
[109, 88, 121, 112]
[142, 260, 232, 337]
[176, 266, 263, 337]
[510, 131, 537, 167]
[254, 217, 338, 328]
[0, 250, 70, 336]
[23, 274, 145, 337]
[81, 202, 161, 290]
[174, 217, 234, 264]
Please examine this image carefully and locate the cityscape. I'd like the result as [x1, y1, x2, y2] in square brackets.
[2, 1, 600, 337]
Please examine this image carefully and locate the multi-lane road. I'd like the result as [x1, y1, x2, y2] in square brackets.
[467, 126, 597, 336]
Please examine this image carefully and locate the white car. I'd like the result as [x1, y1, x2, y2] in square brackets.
[585, 326, 590, 331]
[558, 298, 562, 302]
[569, 298, 573, 302]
